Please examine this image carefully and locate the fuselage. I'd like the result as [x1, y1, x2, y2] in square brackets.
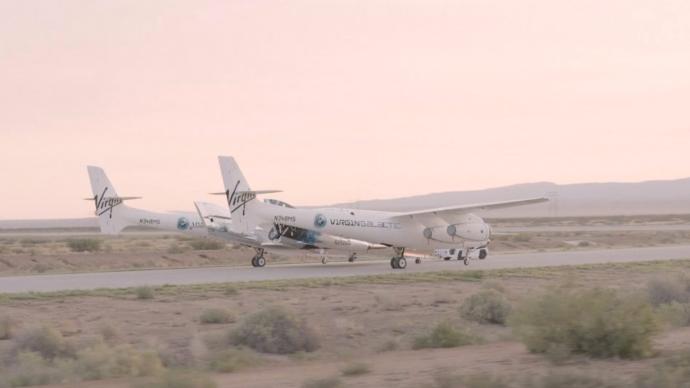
[254, 203, 490, 253]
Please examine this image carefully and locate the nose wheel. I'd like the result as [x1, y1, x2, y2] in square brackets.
[348, 253, 357, 263]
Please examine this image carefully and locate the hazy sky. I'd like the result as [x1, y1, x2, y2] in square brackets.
[1, 0, 689, 219]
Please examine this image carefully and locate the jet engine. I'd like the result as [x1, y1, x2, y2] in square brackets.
[446, 221, 490, 242]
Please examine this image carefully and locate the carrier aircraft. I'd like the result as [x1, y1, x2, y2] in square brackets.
[218, 156, 548, 269]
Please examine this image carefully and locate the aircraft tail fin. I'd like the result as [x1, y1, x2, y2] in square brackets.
[218, 156, 275, 234]
[86, 166, 141, 235]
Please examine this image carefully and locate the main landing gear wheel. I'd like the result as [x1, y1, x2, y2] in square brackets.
[390, 256, 407, 269]
[251, 249, 266, 268]
[390, 247, 407, 270]
[479, 249, 488, 260]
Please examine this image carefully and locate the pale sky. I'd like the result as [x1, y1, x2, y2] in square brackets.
[1, 0, 689, 219]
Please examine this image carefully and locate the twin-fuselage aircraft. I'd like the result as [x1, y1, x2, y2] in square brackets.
[87, 158, 547, 269]
[217, 157, 547, 269]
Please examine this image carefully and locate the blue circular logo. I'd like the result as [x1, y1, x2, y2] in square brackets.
[314, 214, 328, 229]
[177, 217, 190, 231]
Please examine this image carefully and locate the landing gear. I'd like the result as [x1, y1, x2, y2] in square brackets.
[321, 256, 328, 265]
[479, 249, 488, 260]
[390, 247, 407, 269]
[415, 258, 422, 264]
[348, 253, 357, 263]
[251, 248, 266, 268]
[457, 249, 469, 266]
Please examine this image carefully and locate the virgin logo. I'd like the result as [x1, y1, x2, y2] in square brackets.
[94, 187, 123, 218]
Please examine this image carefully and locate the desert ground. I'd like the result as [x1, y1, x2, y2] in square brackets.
[1, 260, 690, 387]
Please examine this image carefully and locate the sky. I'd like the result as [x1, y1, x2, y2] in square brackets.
[1, 0, 689, 219]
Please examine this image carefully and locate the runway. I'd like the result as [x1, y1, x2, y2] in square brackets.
[2, 245, 690, 294]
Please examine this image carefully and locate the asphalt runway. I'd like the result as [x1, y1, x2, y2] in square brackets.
[2, 245, 690, 294]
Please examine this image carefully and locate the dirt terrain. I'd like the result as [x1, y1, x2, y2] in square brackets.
[3, 260, 690, 387]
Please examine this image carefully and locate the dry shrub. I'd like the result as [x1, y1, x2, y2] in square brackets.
[340, 361, 370, 376]
[510, 287, 658, 359]
[230, 307, 320, 354]
[13, 326, 70, 359]
[657, 302, 690, 327]
[206, 347, 257, 373]
[0, 316, 15, 340]
[74, 343, 163, 380]
[460, 290, 512, 325]
[647, 276, 690, 306]
[413, 321, 478, 350]
[636, 351, 690, 388]
[67, 239, 102, 252]
[200, 309, 233, 325]
[135, 286, 155, 300]
[3, 352, 69, 387]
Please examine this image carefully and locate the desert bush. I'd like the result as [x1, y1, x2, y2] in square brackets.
[230, 307, 320, 354]
[636, 351, 690, 388]
[302, 377, 343, 388]
[413, 321, 478, 350]
[510, 287, 658, 359]
[0, 316, 15, 340]
[376, 338, 398, 353]
[206, 347, 257, 373]
[14, 326, 69, 359]
[188, 239, 225, 251]
[657, 302, 690, 327]
[135, 286, 155, 300]
[223, 285, 239, 296]
[74, 343, 163, 380]
[647, 276, 690, 306]
[200, 309, 233, 325]
[140, 370, 217, 388]
[67, 238, 102, 252]
[4, 352, 68, 387]
[460, 290, 512, 325]
[340, 361, 370, 376]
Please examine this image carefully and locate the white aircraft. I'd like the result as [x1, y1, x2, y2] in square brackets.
[87, 166, 386, 267]
[218, 156, 548, 269]
[86, 166, 219, 235]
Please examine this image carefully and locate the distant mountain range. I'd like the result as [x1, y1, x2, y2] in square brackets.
[2, 178, 690, 229]
[330, 178, 690, 218]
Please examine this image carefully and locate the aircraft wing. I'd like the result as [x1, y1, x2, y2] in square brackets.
[390, 197, 549, 224]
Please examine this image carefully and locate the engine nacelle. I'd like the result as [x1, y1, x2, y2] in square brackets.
[446, 222, 490, 242]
